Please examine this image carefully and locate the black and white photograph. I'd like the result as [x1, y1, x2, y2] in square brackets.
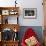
[23, 8, 37, 19]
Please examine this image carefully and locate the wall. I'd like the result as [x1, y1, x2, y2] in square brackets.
[0, 0, 44, 26]
[18, 0, 44, 26]
[0, 0, 15, 7]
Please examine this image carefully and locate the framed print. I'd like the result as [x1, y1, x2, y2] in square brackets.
[2, 10, 9, 15]
[9, 9, 18, 15]
[23, 8, 37, 19]
[10, 11, 15, 15]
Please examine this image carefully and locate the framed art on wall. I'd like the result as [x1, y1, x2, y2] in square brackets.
[23, 8, 37, 19]
[2, 10, 9, 15]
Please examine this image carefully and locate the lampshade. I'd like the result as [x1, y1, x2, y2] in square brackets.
[13, 28, 17, 32]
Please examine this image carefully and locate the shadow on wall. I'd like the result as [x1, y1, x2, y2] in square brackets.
[18, 26, 43, 44]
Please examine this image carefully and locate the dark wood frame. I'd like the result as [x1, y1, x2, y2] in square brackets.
[23, 8, 37, 19]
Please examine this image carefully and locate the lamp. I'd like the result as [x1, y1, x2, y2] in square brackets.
[15, 0, 17, 7]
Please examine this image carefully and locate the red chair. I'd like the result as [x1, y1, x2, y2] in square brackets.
[21, 28, 41, 46]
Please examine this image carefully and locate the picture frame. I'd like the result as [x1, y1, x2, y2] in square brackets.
[23, 8, 37, 19]
[9, 10, 18, 15]
[2, 10, 9, 15]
